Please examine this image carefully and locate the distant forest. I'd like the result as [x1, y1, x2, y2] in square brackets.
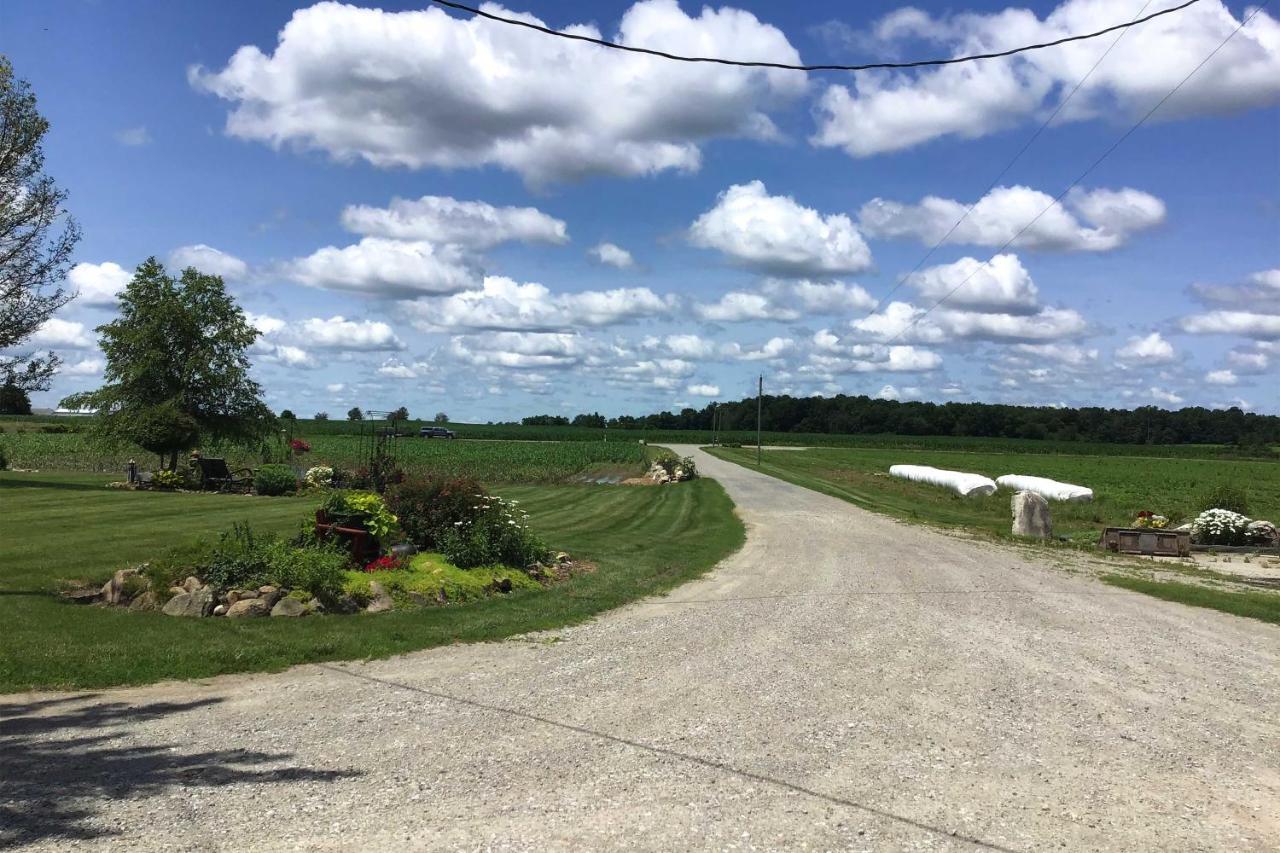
[524, 395, 1280, 447]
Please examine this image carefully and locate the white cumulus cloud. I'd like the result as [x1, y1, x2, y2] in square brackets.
[588, 242, 636, 269]
[812, 0, 1280, 158]
[860, 186, 1165, 252]
[169, 244, 249, 280]
[1116, 332, 1176, 365]
[340, 195, 568, 248]
[688, 181, 872, 277]
[191, 0, 805, 184]
[284, 237, 479, 298]
[67, 261, 131, 308]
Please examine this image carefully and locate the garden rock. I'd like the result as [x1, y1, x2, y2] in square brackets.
[271, 597, 306, 617]
[259, 588, 285, 609]
[1249, 520, 1279, 547]
[64, 587, 103, 605]
[303, 598, 325, 615]
[101, 568, 141, 605]
[128, 591, 159, 612]
[366, 581, 394, 614]
[213, 604, 227, 616]
[162, 586, 214, 617]
[182, 576, 202, 594]
[1012, 490, 1052, 540]
[226, 598, 271, 618]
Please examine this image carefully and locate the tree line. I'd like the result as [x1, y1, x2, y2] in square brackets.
[527, 395, 1280, 447]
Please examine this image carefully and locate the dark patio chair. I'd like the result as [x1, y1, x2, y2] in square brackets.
[191, 457, 254, 492]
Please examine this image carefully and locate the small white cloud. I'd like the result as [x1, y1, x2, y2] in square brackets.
[1116, 332, 1177, 366]
[340, 195, 568, 248]
[30, 318, 93, 349]
[67, 261, 131, 308]
[1149, 387, 1184, 406]
[284, 237, 478, 298]
[295, 317, 404, 351]
[588, 242, 636, 269]
[689, 181, 872, 277]
[686, 383, 720, 397]
[1180, 311, 1280, 341]
[1206, 369, 1238, 386]
[115, 126, 151, 146]
[169, 244, 249, 280]
[325, 383, 346, 393]
[60, 357, 104, 377]
[907, 254, 1038, 314]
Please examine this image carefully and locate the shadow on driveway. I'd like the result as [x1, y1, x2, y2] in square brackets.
[0, 694, 360, 848]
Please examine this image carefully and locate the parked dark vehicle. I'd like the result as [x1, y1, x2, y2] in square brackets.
[419, 426, 456, 439]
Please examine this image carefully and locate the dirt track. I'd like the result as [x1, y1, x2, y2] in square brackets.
[4, 445, 1278, 851]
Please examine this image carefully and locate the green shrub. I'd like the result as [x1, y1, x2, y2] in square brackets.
[437, 495, 549, 569]
[1199, 483, 1249, 516]
[385, 476, 486, 551]
[193, 523, 348, 598]
[38, 423, 72, 434]
[254, 463, 297, 496]
[0, 442, 7, 470]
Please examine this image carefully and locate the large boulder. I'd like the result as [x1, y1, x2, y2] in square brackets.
[1012, 490, 1052, 540]
[100, 568, 141, 605]
[225, 598, 271, 618]
[270, 597, 306, 617]
[365, 581, 394, 614]
[161, 585, 214, 617]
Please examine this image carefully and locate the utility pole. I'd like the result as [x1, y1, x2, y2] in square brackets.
[711, 402, 718, 446]
[756, 374, 763, 465]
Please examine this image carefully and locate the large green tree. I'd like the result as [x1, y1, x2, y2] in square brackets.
[1, 57, 81, 391]
[62, 258, 274, 469]
[0, 377, 32, 414]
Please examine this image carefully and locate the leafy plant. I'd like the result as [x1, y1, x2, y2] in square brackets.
[191, 522, 347, 598]
[150, 469, 185, 490]
[438, 494, 548, 569]
[254, 463, 297, 496]
[0, 442, 7, 470]
[1199, 483, 1250, 516]
[320, 491, 398, 539]
[385, 476, 486, 551]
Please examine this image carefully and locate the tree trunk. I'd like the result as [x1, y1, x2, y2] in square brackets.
[168, 449, 178, 472]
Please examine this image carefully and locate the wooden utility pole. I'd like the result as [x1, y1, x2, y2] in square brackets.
[756, 374, 763, 465]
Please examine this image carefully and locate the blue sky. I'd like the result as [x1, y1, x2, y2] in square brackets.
[6, 0, 1279, 419]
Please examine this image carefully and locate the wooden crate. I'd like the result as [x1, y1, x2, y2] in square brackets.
[1098, 527, 1190, 557]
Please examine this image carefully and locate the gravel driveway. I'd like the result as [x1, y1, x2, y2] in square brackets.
[4, 445, 1278, 851]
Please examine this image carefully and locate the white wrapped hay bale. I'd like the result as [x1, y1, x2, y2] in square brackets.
[996, 475, 1093, 503]
[889, 465, 997, 498]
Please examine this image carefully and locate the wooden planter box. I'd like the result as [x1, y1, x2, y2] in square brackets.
[1099, 527, 1190, 557]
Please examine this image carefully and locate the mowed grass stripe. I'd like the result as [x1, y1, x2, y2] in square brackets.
[0, 474, 744, 691]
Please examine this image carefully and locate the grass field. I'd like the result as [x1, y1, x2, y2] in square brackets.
[708, 445, 1280, 543]
[0, 473, 744, 692]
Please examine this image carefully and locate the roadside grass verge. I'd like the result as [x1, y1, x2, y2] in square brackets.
[706, 445, 1280, 543]
[1101, 574, 1280, 626]
[0, 473, 743, 692]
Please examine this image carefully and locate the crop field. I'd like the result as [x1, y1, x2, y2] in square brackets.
[3, 414, 1272, 477]
[0, 430, 651, 483]
[709, 445, 1280, 542]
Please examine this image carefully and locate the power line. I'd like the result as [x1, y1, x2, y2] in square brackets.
[858, 0, 1158, 323]
[430, 0, 1201, 73]
[882, 0, 1270, 347]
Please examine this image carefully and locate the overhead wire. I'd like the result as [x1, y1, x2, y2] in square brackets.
[429, 0, 1201, 73]
[882, 0, 1270, 347]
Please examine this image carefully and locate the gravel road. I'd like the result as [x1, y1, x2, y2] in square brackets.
[4, 445, 1278, 851]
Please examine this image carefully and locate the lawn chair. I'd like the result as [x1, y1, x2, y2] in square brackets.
[191, 457, 254, 493]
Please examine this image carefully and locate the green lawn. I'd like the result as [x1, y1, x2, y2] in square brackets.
[707, 445, 1280, 543]
[0, 473, 744, 692]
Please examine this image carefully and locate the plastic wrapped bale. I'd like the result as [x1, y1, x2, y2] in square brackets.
[889, 465, 997, 498]
[996, 474, 1093, 503]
